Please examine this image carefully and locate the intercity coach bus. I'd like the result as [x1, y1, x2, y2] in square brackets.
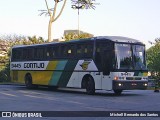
[10, 36, 148, 95]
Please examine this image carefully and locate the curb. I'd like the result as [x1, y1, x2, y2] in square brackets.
[0, 83, 25, 86]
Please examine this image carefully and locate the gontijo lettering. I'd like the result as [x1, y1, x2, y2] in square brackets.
[24, 63, 44, 68]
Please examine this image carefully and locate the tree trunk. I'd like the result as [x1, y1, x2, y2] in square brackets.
[46, 0, 67, 42]
[48, 20, 52, 42]
[53, 0, 67, 22]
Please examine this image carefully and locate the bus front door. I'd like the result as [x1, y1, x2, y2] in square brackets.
[101, 50, 113, 90]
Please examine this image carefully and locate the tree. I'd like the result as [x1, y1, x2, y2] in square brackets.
[64, 32, 93, 41]
[28, 35, 45, 44]
[40, 0, 98, 42]
[40, 0, 67, 42]
[147, 38, 160, 79]
[71, 0, 96, 9]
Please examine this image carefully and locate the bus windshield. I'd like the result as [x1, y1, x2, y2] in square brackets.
[133, 45, 146, 70]
[115, 43, 147, 70]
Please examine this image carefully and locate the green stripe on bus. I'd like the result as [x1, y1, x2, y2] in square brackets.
[49, 60, 68, 86]
[57, 60, 78, 87]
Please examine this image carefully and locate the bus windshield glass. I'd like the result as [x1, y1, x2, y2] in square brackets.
[115, 43, 146, 70]
[133, 45, 146, 70]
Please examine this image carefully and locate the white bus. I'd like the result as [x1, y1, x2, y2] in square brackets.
[10, 36, 148, 95]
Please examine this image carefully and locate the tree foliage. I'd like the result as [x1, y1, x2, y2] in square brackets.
[0, 35, 46, 82]
[64, 32, 93, 41]
[147, 38, 160, 79]
[71, 0, 97, 9]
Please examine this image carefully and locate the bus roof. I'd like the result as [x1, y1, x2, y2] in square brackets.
[94, 36, 143, 43]
[12, 36, 144, 48]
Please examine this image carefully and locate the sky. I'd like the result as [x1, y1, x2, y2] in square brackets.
[0, 0, 160, 49]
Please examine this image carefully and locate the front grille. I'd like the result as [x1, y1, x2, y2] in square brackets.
[126, 77, 142, 80]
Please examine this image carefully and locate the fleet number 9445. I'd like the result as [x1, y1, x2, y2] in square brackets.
[11, 63, 21, 68]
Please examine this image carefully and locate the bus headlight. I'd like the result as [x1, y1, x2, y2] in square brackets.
[144, 83, 148, 86]
[118, 83, 123, 86]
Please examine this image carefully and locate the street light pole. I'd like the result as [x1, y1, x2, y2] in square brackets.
[71, 0, 98, 38]
[71, 4, 84, 38]
[78, 5, 80, 37]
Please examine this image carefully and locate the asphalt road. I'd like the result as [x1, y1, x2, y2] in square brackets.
[0, 84, 160, 120]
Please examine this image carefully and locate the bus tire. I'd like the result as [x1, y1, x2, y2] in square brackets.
[86, 76, 95, 95]
[114, 90, 122, 95]
[25, 74, 33, 89]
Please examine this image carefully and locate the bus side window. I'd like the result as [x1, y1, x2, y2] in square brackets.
[83, 44, 93, 58]
[52, 46, 59, 58]
[60, 45, 68, 58]
[60, 45, 75, 58]
[76, 43, 93, 59]
[67, 45, 75, 58]
[46, 46, 59, 59]
[23, 49, 29, 60]
[34, 48, 44, 60]
[28, 48, 34, 60]
[12, 49, 22, 61]
[46, 47, 52, 59]
[76, 44, 83, 58]
[87, 44, 93, 58]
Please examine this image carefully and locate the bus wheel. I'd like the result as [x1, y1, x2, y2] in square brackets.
[114, 90, 122, 95]
[86, 76, 95, 95]
[25, 74, 33, 89]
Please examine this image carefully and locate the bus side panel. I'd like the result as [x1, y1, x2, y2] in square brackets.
[32, 60, 68, 86]
[48, 60, 68, 86]
[57, 60, 78, 87]
[11, 70, 53, 85]
[11, 70, 25, 84]
[66, 60, 102, 89]
[49, 60, 79, 87]
[10, 61, 61, 85]
[31, 71, 52, 85]
[11, 70, 24, 83]
[101, 75, 113, 90]
[67, 72, 78, 87]
[71, 72, 102, 89]
[91, 72, 102, 89]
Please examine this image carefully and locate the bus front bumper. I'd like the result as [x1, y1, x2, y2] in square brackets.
[113, 80, 148, 90]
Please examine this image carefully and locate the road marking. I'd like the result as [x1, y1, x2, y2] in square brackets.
[19, 90, 62, 100]
[0, 92, 17, 97]
[24, 94, 59, 101]
[64, 100, 85, 105]
[18, 90, 47, 96]
[24, 94, 43, 99]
